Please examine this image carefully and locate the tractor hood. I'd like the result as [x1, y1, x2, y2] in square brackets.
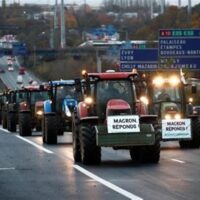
[106, 99, 131, 116]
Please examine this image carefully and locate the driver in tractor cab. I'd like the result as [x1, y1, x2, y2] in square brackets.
[103, 81, 120, 99]
[157, 88, 171, 101]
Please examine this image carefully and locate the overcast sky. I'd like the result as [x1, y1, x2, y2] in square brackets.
[5, 0, 200, 6]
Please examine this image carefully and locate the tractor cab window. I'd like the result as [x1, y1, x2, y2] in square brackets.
[31, 91, 49, 103]
[56, 86, 74, 99]
[16, 92, 26, 103]
[152, 85, 181, 116]
[153, 86, 181, 102]
[96, 80, 135, 119]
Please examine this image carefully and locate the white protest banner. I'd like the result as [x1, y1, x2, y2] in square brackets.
[107, 115, 140, 133]
[162, 119, 191, 139]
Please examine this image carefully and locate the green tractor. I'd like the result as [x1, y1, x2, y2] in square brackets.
[143, 70, 200, 148]
[72, 70, 160, 165]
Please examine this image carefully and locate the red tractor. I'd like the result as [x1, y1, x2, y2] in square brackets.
[72, 70, 160, 165]
[18, 85, 49, 136]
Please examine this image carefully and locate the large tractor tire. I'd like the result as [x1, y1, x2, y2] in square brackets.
[42, 117, 46, 143]
[0, 110, 2, 125]
[80, 124, 101, 165]
[44, 114, 57, 144]
[130, 131, 160, 163]
[19, 112, 32, 136]
[56, 116, 64, 135]
[179, 118, 200, 149]
[7, 112, 16, 132]
[72, 113, 81, 162]
[2, 111, 7, 129]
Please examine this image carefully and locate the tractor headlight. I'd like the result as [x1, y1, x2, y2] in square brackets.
[66, 110, 71, 117]
[152, 76, 164, 87]
[140, 96, 149, 105]
[169, 76, 180, 86]
[84, 97, 93, 105]
[36, 110, 43, 115]
[165, 114, 171, 119]
[174, 113, 181, 119]
[188, 97, 193, 104]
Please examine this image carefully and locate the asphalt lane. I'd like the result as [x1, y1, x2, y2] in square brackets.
[1, 127, 200, 200]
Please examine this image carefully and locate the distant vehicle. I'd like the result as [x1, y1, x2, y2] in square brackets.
[0, 68, 5, 73]
[8, 66, 14, 71]
[19, 67, 25, 75]
[193, 106, 200, 115]
[7, 60, 13, 67]
[17, 75, 23, 84]
[28, 78, 33, 84]
[7, 56, 12, 61]
[11, 56, 16, 62]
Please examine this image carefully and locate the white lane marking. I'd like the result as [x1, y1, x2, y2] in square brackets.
[1, 127, 142, 199]
[16, 136, 54, 154]
[74, 165, 143, 200]
[0, 128, 10, 133]
[171, 158, 185, 164]
[0, 167, 15, 170]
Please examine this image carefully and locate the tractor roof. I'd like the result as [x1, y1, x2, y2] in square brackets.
[87, 72, 138, 80]
[51, 80, 75, 86]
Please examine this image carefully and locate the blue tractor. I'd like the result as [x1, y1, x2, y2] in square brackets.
[42, 79, 82, 144]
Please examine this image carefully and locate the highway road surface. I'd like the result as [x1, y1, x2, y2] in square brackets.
[0, 56, 41, 90]
[0, 126, 200, 200]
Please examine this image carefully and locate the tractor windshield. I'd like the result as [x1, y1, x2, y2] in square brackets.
[56, 85, 76, 99]
[153, 86, 181, 103]
[95, 80, 135, 118]
[151, 85, 182, 116]
[31, 91, 49, 103]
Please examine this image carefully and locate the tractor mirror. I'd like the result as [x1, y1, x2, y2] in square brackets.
[192, 85, 197, 94]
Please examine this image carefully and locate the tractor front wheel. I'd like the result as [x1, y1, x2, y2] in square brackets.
[179, 118, 200, 149]
[19, 112, 32, 136]
[80, 124, 101, 165]
[7, 112, 16, 132]
[44, 114, 57, 144]
[72, 114, 81, 162]
[2, 111, 7, 129]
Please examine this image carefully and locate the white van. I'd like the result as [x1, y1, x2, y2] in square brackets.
[17, 75, 23, 84]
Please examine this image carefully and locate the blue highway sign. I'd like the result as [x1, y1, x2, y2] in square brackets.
[120, 48, 158, 62]
[160, 57, 200, 69]
[12, 42, 28, 56]
[120, 62, 158, 71]
[159, 38, 200, 57]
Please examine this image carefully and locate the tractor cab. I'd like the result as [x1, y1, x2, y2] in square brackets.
[81, 71, 138, 122]
[149, 74, 184, 120]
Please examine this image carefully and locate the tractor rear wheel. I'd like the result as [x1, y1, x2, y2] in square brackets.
[179, 118, 200, 149]
[7, 112, 16, 132]
[45, 114, 57, 144]
[2, 111, 7, 129]
[19, 112, 32, 136]
[80, 124, 101, 165]
[72, 113, 81, 162]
